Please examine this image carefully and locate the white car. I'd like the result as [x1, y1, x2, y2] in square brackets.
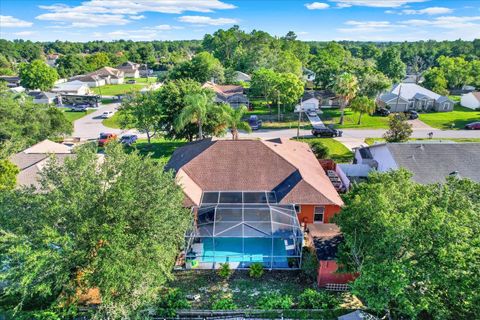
[100, 111, 114, 119]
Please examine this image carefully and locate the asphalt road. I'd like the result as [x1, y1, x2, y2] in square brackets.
[73, 105, 480, 146]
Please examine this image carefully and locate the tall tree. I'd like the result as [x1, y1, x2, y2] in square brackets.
[0, 159, 18, 191]
[377, 47, 406, 83]
[248, 68, 279, 115]
[423, 67, 449, 96]
[169, 51, 225, 83]
[118, 91, 163, 144]
[175, 92, 212, 140]
[335, 170, 480, 319]
[383, 114, 412, 142]
[334, 73, 359, 125]
[55, 54, 88, 78]
[350, 96, 375, 125]
[86, 52, 111, 71]
[19, 59, 58, 91]
[0, 143, 190, 318]
[218, 104, 252, 140]
[359, 72, 391, 98]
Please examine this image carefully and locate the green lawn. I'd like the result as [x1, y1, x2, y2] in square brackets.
[91, 83, 148, 96]
[62, 109, 94, 123]
[102, 112, 121, 129]
[127, 76, 157, 84]
[418, 105, 480, 130]
[129, 138, 186, 163]
[321, 108, 390, 129]
[296, 137, 354, 163]
[364, 137, 480, 146]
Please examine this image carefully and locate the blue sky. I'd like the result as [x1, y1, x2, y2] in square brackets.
[1, 0, 479, 42]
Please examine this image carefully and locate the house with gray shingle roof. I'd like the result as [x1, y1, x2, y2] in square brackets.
[377, 83, 455, 113]
[354, 142, 480, 184]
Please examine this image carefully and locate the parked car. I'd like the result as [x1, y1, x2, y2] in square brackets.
[307, 110, 318, 117]
[404, 110, 419, 120]
[100, 111, 115, 119]
[70, 104, 88, 112]
[465, 122, 480, 130]
[248, 115, 263, 130]
[120, 134, 138, 146]
[375, 108, 390, 116]
[126, 79, 136, 84]
[98, 133, 117, 147]
[311, 127, 342, 137]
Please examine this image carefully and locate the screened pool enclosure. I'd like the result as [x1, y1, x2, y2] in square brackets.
[184, 192, 303, 270]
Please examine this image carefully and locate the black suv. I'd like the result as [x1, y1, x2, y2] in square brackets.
[311, 127, 343, 137]
[404, 110, 419, 120]
[375, 108, 390, 116]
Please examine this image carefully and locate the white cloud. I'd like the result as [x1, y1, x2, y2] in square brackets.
[129, 15, 145, 20]
[402, 15, 480, 28]
[178, 15, 238, 25]
[305, 2, 330, 10]
[36, 0, 236, 27]
[338, 20, 397, 33]
[402, 7, 453, 15]
[153, 24, 183, 30]
[0, 15, 33, 28]
[331, 0, 428, 8]
[14, 31, 35, 36]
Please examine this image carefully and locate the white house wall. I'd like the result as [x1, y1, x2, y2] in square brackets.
[369, 145, 398, 172]
[461, 93, 480, 110]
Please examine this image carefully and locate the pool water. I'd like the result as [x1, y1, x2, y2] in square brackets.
[200, 238, 289, 265]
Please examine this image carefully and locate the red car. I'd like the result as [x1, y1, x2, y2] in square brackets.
[98, 133, 117, 147]
[465, 122, 480, 130]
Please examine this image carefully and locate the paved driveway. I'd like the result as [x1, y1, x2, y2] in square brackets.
[73, 103, 141, 140]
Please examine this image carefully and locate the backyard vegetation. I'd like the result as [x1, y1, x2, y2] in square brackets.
[297, 138, 354, 162]
[62, 108, 94, 123]
[321, 108, 390, 129]
[418, 105, 480, 129]
[91, 82, 149, 96]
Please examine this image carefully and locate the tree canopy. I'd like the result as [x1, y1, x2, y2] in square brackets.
[19, 59, 58, 91]
[0, 143, 191, 318]
[383, 114, 412, 142]
[335, 170, 480, 319]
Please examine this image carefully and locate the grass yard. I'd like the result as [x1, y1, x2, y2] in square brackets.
[62, 109, 94, 123]
[102, 112, 121, 129]
[296, 137, 354, 163]
[321, 108, 390, 129]
[364, 137, 480, 145]
[262, 120, 311, 130]
[92, 82, 150, 96]
[129, 138, 186, 163]
[418, 105, 480, 130]
[128, 76, 157, 84]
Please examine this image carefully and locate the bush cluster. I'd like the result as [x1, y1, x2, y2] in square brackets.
[212, 297, 238, 310]
[301, 247, 319, 281]
[249, 262, 264, 278]
[156, 288, 190, 317]
[297, 288, 341, 309]
[309, 141, 330, 159]
[258, 292, 294, 310]
[218, 263, 232, 279]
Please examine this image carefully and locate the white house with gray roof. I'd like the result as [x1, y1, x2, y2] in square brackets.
[377, 83, 455, 113]
[353, 142, 480, 184]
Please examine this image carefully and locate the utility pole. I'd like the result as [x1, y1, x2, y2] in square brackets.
[297, 97, 302, 139]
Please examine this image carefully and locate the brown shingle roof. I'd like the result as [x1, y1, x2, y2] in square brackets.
[166, 138, 343, 207]
[203, 82, 244, 97]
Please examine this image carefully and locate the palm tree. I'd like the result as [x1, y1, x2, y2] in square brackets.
[175, 92, 211, 140]
[219, 104, 252, 140]
[334, 73, 359, 125]
[350, 96, 376, 125]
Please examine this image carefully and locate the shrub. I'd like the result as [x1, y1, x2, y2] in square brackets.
[218, 263, 231, 279]
[212, 297, 238, 310]
[156, 288, 190, 317]
[310, 141, 329, 159]
[297, 289, 340, 309]
[258, 292, 293, 310]
[301, 247, 319, 281]
[249, 262, 264, 278]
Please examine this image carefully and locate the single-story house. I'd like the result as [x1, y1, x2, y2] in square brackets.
[166, 138, 344, 271]
[28, 91, 59, 105]
[377, 83, 455, 112]
[117, 61, 141, 78]
[354, 142, 480, 184]
[46, 53, 60, 67]
[301, 90, 341, 108]
[70, 74, 106, 88]
[203, 81, 249, 109]
[52, 81, 90, 95]
[461, 91, 480, 110]
[303, 67, 316, 82]
[338, 310, 379, 320]
[233, 71, 251, 82]
[308, 223, 356, 288]
[90, 67, 124, 85]
[9, 139, 73, 189]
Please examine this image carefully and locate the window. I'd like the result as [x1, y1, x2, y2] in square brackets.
[314, 206, 325, 223]
[294, 205, 301, 214]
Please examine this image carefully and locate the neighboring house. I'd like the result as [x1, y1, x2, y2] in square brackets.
[302, 90, 340, 108]
[46, 53, 60, 67]
[338, 310, 379, 320]
[354, 142, 480, 184]
[202, 81, 249, 109]
[308, 223, 356, 288]
[90, 67, 124, 84]
[52, 80, 90, 95]
[9, 139, 73, 189]
[461, 91, 480, 110]
[402, 74, 424, 84]
[377, 83, 455, 112]
[28, 91, 59, 104]
[70, 74, 106, 87]
[116, 61, 141, 78]
[233, 71, 251, 82]
[302, 67, 316, 82]
[0, 76, 21, 88]
[166, 138, 344, 271]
